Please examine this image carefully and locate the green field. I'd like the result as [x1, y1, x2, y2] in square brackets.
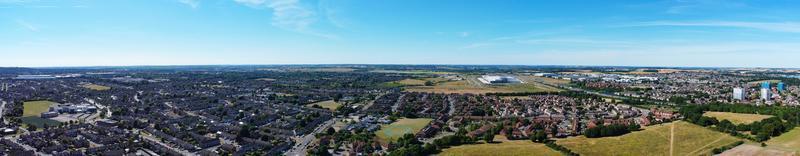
[440, 135, 561, 156]
[376, 118, 433, 143]
[765, 127, 800, 153]
[306, 100, 341, 111]
[21, 100, 61, 129]
[556, 121, 742, 156]
[20, 116, 61, 128]
[23, 101, 56, 117]
[82, 84, 111, 91]
[703, 111, 773, 125]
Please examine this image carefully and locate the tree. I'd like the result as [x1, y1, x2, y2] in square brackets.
[424, 81, 435, 86]
[530, 130, 548, 143]
[326, 127, 336, 135]
[26, 124, 37, 131]
[483, 130, 495, 143]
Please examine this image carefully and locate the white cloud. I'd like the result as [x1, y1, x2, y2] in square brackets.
[234, 0, 337, 39]
[178, 0, 199, 8]
[459, 32, 470, 37]
[631, 21, 800, 33]
[16, 20, 38, 32]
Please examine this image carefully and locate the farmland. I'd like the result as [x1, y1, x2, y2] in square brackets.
[375, 118, 433, 143]
[556, 121, 742, 156]
[306, 100, 341, 111]
[439, 135, 561, 156]
[404, 75, 561, 94]
[702, 112, 773, 125]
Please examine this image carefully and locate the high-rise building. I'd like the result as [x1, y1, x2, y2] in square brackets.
[778, 82, 785, 91]
[761, 88, 771, 101]
[733, 87, 745, 100]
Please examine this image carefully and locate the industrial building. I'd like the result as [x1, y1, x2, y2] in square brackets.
[478, 75, 522, 84]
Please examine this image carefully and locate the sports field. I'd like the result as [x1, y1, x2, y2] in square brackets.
[22, 101, 61, 129]
[82, 84, 111, 91]
[23, 100, 56, 117]
[703, 112, 773, 125]
[556, 121, 742, 156]
[306, 100, 341, 111]
[375, 118, 433, 143]
[440, 135, 561, 156]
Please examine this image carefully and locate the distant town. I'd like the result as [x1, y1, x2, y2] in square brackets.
[2, 65, 800, 156]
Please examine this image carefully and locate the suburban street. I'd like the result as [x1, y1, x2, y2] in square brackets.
[285, 118, 336, 156]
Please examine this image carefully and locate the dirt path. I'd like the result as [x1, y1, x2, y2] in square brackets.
[685, 135, 727, 155]
[670, 122, 675, 156]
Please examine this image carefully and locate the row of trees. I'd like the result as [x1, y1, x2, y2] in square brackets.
[583, 123, 640, 138]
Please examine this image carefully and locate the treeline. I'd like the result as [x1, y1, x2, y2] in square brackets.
[388, 127, 477, 156]
[712, 141, 743, 154]
[680, 103, 800, 142]
[584, 123, 640, 138]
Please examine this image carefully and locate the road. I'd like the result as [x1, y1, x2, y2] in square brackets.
[285, 119, 335, 156]
[140, 132, 195, 155]
[0, 100, 7, 124]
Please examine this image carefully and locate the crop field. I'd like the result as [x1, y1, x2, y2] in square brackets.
[23, 100, 56, 117]
[748, 80, 781, 85]
[556, 121, 742, 156]
[702, 112, 773, 125]
[404, 76, 562, 94]
[82, 84, 111, 91]
[369, 70, 456, 75]
[306, 100, 341, 111]
[375, 118, 433, 143]
[720, 144, 796, 156]
[440, 135, 561, 156]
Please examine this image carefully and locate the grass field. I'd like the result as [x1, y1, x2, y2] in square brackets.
[23, 101, 56, 117]
[440, 135, 561, 156]
[703, 112, 773, 125]
[376, 118, 433, 143]
[306, 100, 341, 111]
[748, 80, 781, 85]
[764, 127, 800, 153]
[556, 121, 742, 156]
[21, 100, 61, 129]
[369, 70, 455, 75]
[20, 116, 61, 128]
[404, 75, 562, 94]
[82, 84, 111, 91]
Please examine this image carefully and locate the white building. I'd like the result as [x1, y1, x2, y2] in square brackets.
[761, 88, 771, 101]
[733, 87, 745, 100]
[478, 75, 522, 84]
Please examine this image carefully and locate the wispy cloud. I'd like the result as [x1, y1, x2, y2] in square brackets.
[235, 0, 337, 39]
[16, 20, 38, 32]
[459, 32, 470, 37]
[178, 0, 199, 8]
[630, 21, 800, 33]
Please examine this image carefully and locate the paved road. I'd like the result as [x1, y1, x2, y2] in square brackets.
[0, 100, 7, 124]
[285, 119, 335, 156]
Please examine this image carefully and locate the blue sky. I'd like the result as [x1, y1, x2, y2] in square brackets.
[2, 0, 800, 67]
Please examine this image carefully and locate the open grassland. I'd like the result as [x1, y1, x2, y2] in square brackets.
[556, 121, 742, 156]
[376, 118, 433, 143]
[82, 84, 111, 91]
[404, 76, 562, 94]
[23, 101, 56, 117]
[306, 100, 341, 111]
[440, 135, 561, 156]
[764, 127, 800, 153]
[703, 112, 773, 125]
